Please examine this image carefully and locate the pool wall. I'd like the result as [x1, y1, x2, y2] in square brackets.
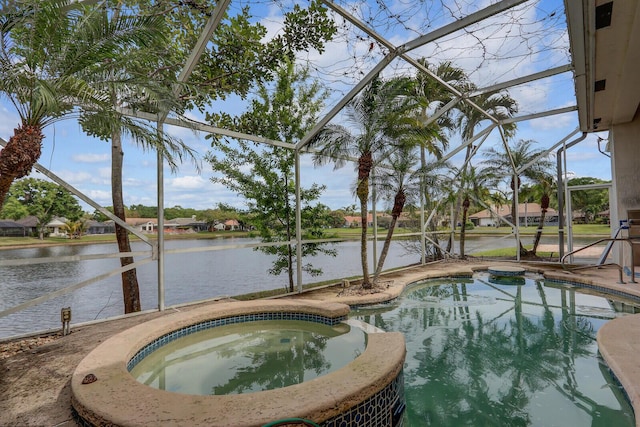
[71, 299, 406, 427]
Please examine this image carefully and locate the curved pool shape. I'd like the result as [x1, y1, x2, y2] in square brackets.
[351, 273, 638, 426]
[71, 299, 405, 427]
[129, 320, 366, 395]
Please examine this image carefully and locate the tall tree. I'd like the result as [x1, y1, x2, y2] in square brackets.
[0, 1, 169, 208]
[450, 85, 518, 250]
[405, 60, 467, 260]
[482, 139, 554, 256]
[206, 60, 335, 292]
[450, 166, 494, 258]
[371, 145, 432, 282]
[312, 77, 409, 289]
[77, 2, 194, 314]
[530, 177, 556, 255]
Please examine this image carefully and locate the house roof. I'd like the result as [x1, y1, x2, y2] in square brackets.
[470, 203, 558, 219]
[125, 218, 157, 226]
[0, 220, 24, 228]
[344, 214, 374, 223]
[172, 217, 206, 226]
[47, 217, 67, 227]
[15, 216, 38, 227]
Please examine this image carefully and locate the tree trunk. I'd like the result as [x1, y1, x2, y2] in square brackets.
[357, 152, 372, 289]
[373, 189, 405, 283]
[460, 197, 470, 259]
[112, 130, 141, 313]
[532, 193, 550, 255]
[0, 125, 44, 208]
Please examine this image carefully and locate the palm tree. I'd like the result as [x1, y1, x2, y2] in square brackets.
[78, 6, 196, 313]
[398, 60, 467, 261]
[451, 165, 494, 258]
[371, 145, 417, 283]
[312, 77, 407, 288]
[456, 88, 519, 151]
[0, 1, 168, 208]
[530, 177, 556, 255]
[449, 86, 518, 250]
[482, 139, 554, 256]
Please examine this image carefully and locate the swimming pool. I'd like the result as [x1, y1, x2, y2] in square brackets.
[350, 273, 637, 426]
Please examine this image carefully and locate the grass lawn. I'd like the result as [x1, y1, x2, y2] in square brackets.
[0, 224, 610, 249]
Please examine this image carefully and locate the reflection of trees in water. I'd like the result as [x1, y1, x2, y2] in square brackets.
[212, 328, 330, 395]
[352, 279, 633, 426]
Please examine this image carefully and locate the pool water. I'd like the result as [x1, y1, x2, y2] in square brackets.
[130, 320, 366, 395]
[351, 274, 638, 427]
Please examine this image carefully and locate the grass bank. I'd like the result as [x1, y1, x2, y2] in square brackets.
[0, 224, 610, 249]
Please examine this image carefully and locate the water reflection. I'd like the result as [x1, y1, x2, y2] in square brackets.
[130, 320, 366, 395]
[351, 275, 636, 426]
[0, 239, 410, 337]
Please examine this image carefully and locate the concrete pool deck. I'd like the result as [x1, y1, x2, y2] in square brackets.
[2, 259, 640, 426]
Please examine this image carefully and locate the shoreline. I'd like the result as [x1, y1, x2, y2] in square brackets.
[0, 229, 610, 251]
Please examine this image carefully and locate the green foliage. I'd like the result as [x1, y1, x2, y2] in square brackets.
[6, 178, 83, 220]
[568, 177, 609, 223]
[125, 0, 336, 109]
[206, 61, 335, 291]
[0, 196, 29, 220]
[4, 178, 83, 238]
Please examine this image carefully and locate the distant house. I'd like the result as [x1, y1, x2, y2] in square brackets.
[15, 216, 38, 236]
[47, 217, 68, 237]
[125, 218, 157, 233]
[224, 219, 240, 231]
[172, 216, 208, 232]
[86, 220, 115, 235]
[469, 203, 559, 227]
[125, 216, 208, 233]
[344, 214, 374, 228]
[0, 220, 26, 237]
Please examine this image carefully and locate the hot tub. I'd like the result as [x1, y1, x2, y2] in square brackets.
[71, 299, 406, 427]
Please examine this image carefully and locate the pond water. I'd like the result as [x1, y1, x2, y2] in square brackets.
[0, 235, 607, 338]
[350, 273, 637, 427]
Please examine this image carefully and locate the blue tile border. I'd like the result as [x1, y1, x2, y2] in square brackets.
[127, 312, 347, 371]
[321, 370, 405, 427]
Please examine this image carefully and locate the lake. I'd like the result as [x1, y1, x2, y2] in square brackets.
[0, 234, 604, 338]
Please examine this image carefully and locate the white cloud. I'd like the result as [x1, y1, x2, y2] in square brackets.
[167, 175, 209, 190]
[71, 153, 109, 163]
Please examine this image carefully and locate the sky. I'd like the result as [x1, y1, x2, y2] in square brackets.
[0, 0, 613, 215]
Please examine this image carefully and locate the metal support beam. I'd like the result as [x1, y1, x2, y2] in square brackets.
[296, 52, 398, 150]
[469, 64, 573, 97]
[500, 106, 578, 125]
[516, 128, 580, 175]
[0, 138, 152, 245]
[157, 122, 166, 311]
[295, 150, 303, 293]
[400, 0, 530, 53]
[119, 109, 295, 150]
[159, 0, 231, 122]
[557, 132, 588, 258]
[440, 124, 496, 163]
